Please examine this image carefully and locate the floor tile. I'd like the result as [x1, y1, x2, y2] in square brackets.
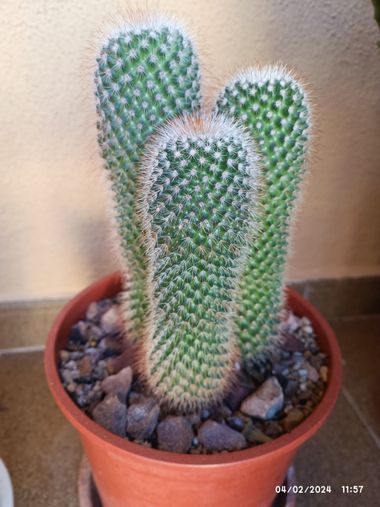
[331, 316, 380, 438]
[296, 394, 380, 506]
[0, 351, 81, 507]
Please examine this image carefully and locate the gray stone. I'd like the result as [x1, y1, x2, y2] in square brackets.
[240, 376, 284, 420]
[92, 393, 127, 437]
[157, 416, 194, 453]
[100, 306, 122, 335]
[126, 397, 160, 440]
[197, 420, 247, 452]
[101, 366, 133, 403]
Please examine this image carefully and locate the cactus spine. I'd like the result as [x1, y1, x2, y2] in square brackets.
[95, 17, 201, 340]
[138, 114, 260, 411]
[216, 66, 311, 357]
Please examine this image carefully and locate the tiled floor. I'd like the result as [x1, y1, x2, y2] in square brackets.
[0, 317, 379, 507]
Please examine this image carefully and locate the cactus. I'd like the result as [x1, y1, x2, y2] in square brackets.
[95, 16, 201, 340]
[216, 66, 311, 358]
[137, 113, 260, 411]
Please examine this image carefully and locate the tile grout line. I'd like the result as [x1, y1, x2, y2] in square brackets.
[0, 345, 45, 355]
[342, 386, 380, 450]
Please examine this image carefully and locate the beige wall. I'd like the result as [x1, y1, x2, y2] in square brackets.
[1, 0, 380, 302]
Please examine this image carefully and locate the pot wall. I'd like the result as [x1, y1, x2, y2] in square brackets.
[82, 435, 293, 507]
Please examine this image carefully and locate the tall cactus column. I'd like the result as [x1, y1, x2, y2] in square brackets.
[216, 66, 311, 358]
[137, 114, 260, 411]
[95, 17, 201, 340]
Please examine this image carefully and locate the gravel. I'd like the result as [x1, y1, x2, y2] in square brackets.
[58, 298, 329, 455]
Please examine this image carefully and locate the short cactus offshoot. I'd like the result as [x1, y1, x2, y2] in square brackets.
[95, 17, 201, 340]
[137, 114, 260, 411]
[216, 66, 311, 358]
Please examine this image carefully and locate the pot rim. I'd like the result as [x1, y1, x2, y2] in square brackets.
[45, 271, 342, 468]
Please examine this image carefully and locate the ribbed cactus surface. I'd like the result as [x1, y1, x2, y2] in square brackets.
[95, 18, 201, 339]
[216, 66, 311, 357]
[138, 114, 260, 411]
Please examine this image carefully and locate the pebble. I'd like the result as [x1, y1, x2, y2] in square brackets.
[101, 366, 133, 403]
[283, 313, 299, 333]
[320, 366, 328, 383]
[281, 332, 304, 352]
[264, 421, 283, 438]
[128, 391, 146, 405]
[306, 363, 319, 382]
[281, 408, 304, 432]
[188, 413, 201, 426]
[157, 416, 194, 453]
[100, 306, 122, 335]
[69, 321, 88, 344]
[60, 368, 76, 384]
[200, 409, 211, 421]
[198, 420, 247, 452]
[99, 337, 122, 358]
[212, 404, 232, 421]
[310, 354, 323, 370]
[86, 302, 99, 322]
[226, 416, 245, 431]
[59, 350, 70, 363]
[126, 397, 160, 440]
[85, 324, 104, 343]
[66, 382, 76, 393]
[92, 393, 127, 437]
[243, 420, 272, 444]
[78, 355, 93, 380]
[240, 376, 284, 420]
[284, 379, 298, 397]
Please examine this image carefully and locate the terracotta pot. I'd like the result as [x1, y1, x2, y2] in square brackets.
[45, 272, 342, 507]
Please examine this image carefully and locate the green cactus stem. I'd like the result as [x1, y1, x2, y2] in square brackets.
[137, 113, 260, 411]
[95, 16, 201, 340]
[216, 66, 311, 358]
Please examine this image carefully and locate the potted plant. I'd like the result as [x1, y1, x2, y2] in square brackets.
[45, 12, 342, 507]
